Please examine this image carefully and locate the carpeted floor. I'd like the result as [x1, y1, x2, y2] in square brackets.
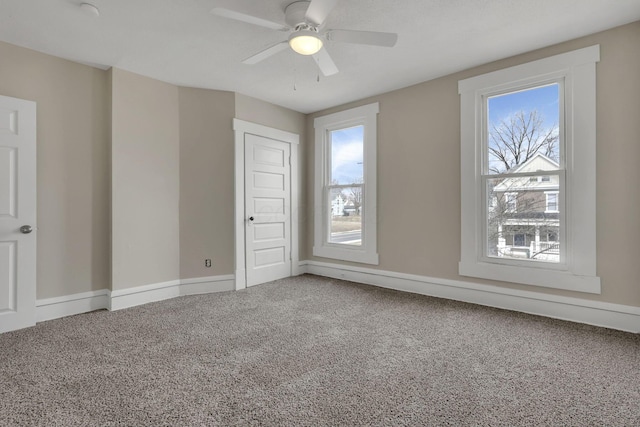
[1, 274, 639, 426]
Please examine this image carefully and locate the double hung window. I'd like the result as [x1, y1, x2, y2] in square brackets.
[546, 192, 559, 213]
[313, 103, 379, 264]
[458, 46, 601, 293]
[485, 83, 563, 263]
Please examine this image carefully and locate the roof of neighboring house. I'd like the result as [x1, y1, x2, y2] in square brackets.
[507, 152, 559, 173]
[493, 153, 560, 192]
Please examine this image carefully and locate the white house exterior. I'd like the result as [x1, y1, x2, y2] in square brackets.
[490, 153, 560, 262]
[331, 193, 346, 216]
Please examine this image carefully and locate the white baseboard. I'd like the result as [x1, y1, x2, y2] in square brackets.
[110, 279, 182, 311]
[36, 289, 110, 323]
[36, 274, 236, 322]
[36, 264, 640, 334]
[180, 275, 235, 296]
[301, 260, 640, 333]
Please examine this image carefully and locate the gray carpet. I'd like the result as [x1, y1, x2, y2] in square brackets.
[1, 274, 639, 426]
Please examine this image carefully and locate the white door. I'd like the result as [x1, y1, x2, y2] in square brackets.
[0, 95, 37, 333]
[244, 133, 291, 287]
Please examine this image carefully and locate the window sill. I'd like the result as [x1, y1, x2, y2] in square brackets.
[459, 261, 601, 294]
[313, 245, 379, 265]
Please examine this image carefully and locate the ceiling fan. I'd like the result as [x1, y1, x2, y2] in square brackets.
[211, 0, 398, 76]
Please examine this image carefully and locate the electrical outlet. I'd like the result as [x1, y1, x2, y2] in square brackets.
[205, 259, 212, 268]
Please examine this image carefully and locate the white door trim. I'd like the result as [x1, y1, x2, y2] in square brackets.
[233, 119, 300, 290]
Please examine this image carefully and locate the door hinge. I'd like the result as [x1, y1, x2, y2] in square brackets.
[288, 156, 291, 165]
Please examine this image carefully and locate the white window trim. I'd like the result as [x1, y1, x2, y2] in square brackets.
[313, 102, 379, 265]
[458, 45, 601, 294]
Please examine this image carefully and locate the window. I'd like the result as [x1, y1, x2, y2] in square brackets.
[504, 192, 518, 213]
[487, 83, 562, 264]
[458, 45, 601, 293]
[327, 125, 364, 245]
[529, 175, 551, 183]
[545, 191, 559, 212]
[313, 103, 379, 264]
[513, 233, 526, 247]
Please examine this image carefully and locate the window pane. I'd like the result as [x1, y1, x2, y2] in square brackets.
[330, 125, 364, 185]
[487, 84, 560, 175]
[546, 193, 558, 212]
[487, 175, 560, 263]
[328, 186, 362, 246]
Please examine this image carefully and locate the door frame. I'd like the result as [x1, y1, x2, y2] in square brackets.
[233, 119, 300, 290]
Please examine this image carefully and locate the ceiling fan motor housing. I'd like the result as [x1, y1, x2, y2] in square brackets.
[285, 1, 314, 28]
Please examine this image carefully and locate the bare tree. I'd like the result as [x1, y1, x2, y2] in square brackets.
[488, 110, 558, 173]
[347, 178, 363, 215]
[486, 110, 561, 262]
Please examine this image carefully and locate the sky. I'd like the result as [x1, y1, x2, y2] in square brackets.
[330, 125, 364, 185]
[488, 83, 559, 127]
[487, 83, 560, 172]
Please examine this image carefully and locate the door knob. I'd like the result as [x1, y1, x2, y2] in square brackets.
[20, 225, 33, 234]
[248, 216, 254, 221]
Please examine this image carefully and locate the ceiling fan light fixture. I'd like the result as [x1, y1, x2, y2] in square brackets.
[288, 30, 323, 56]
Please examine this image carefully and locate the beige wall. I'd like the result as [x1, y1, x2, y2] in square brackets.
[235, 93, 306, 136]
[111, 69, 180, 290]
[0, 41, 110, 299]
[235, 93, 308, 258]
[0, 42, 306, 303]
[179, 88, 235, 279]
[306, 21, 640, 307]
[177, 90, 306, 279]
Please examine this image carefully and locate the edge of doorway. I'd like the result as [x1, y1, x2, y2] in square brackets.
[233, 119, 301, 290]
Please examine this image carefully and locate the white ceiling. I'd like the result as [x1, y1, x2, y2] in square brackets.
[1, 0, 639, 113]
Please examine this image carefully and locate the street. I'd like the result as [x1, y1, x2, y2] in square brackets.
[329, 230, 362, 245]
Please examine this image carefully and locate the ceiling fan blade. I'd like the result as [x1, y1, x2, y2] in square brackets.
[305, 0, 339, 27]
[326, 29, 398, 47]
[242, 41, 289, 65]
[312, 48, 339, 76]
[211, 8, 288, 31]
